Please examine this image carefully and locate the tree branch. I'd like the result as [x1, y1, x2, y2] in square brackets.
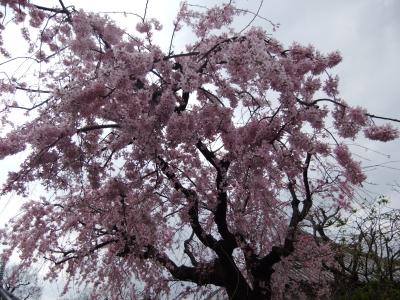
[32, 4, 64, 14]
[15, 86, 52, 93]
[198, 87, 225, 106]
[183, 231, 198, 267]
[195, 141, 236, 251]
[144, 245, 223, 286]
[76, 124, 120, 133]
[163, 52, 200, 60]
[51, 239, 118, 265]
[254, 153, 314, 278]
[58, 0, 72, 22]
[157, 156, 218, 249]
[174, 91, 190, 114]
[296, 97, 400, 123]
[300, 153, 313, 219]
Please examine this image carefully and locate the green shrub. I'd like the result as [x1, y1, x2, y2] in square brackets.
[335, 281, 400, 300]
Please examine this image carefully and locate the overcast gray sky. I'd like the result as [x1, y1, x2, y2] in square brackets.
[1, 0, 399, 298]
[258, 0, 400, 205]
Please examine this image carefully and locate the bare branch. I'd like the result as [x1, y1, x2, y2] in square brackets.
[15, 86, 51, 93]
[163, 52, 200, 60]
[297, 97, 400, 123]
[76, 124, 121, 133]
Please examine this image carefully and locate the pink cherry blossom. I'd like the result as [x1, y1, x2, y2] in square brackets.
[364, 124, 399, 141]
[0, 2, 398, 299]
[334, 144, 366, 185]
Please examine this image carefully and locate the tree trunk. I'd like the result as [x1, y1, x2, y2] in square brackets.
[225, 278, 272, 300]
[226, 286, 272, 300]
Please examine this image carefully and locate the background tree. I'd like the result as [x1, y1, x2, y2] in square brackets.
[310, 197, 400, 299]
[0, 1, 399, 299]
[0, 262, 42, 300]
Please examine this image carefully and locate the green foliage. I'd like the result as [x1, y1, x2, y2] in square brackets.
[334, 281, 400, 300]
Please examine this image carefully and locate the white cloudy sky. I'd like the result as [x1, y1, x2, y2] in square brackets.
[0, 0, 399, 298]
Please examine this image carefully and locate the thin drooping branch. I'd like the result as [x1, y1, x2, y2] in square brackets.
[15, 86, 52, 93]
[297, 97, 400, 123]
[364, 113, 400, 123]
[238, 0, 264, 34]
[0, 56, 40, 66]
[143, 0, 149, 21]
[50, 238, 118, 265]
[5, 96, 53, 111]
